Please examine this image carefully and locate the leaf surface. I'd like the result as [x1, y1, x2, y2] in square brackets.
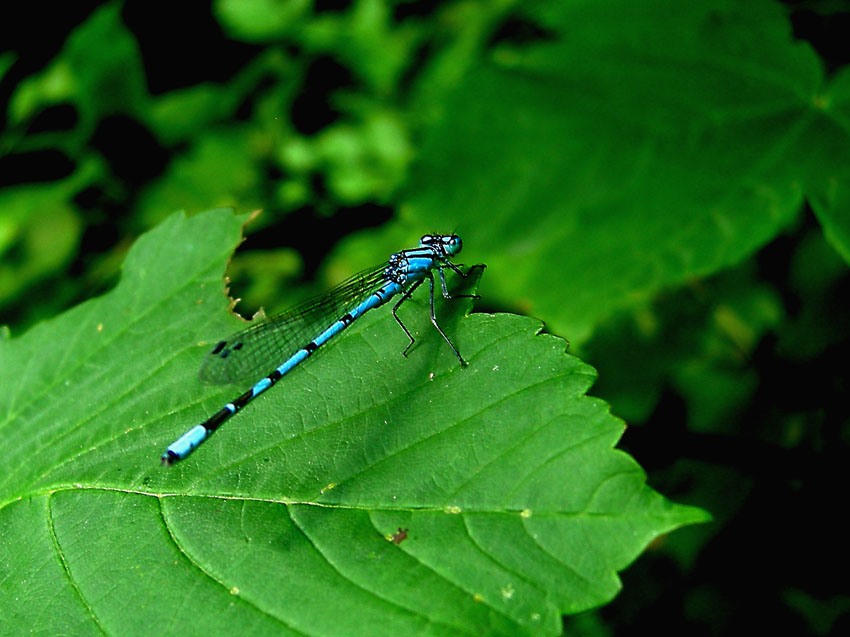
[0, 209, 707, 635]
[404, 0, 843, 340]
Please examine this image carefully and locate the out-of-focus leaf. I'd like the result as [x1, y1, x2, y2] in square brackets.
[148, 51, 294, 145]
[148, 83, 240, 144]
[0, 166, 93, 309]
[0, 52, 14, 82]
[296, 0, 422, 94]
[404, 0, 829, 342]
[582, 262, 784, 429]
[314, 110, 413, 204]
[136, 129, 264, 227]
[10, 3, 147, 132]
[779, 226, 850, 360]
[808, 63, 850, 264]
[215, 0, 311, 42]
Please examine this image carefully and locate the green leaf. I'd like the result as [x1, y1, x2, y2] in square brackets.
[809, 65, 850, 265]
[0, 209, 707, 634]
[9, 3, 147, 131]
[0, 165, 91, 309]
[0, 52, 14, 82]
[404, 0, 827, 342]
[215, 0, 312, 42]
[135, 128, 265, 227]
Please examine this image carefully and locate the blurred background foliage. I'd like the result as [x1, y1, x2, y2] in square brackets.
[1, 0, 849, 634]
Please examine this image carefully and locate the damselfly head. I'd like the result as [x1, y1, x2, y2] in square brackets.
[420, 234, 462, 257]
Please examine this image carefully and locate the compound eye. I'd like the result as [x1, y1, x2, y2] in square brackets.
[442, 235, 461, 253]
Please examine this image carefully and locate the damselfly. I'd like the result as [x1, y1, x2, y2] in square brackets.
[161, 234, 477, 465]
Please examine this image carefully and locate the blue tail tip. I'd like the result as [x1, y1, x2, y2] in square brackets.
[161, 451, 178, 466]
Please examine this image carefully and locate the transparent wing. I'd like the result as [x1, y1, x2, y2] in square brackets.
[199, 263, 388, 385]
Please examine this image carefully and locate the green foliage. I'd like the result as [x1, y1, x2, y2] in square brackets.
[0, 210, 706, 634]
[10, 3, 147, 141]
[403, 0, 846, 341]
[2, 0, 848, 633]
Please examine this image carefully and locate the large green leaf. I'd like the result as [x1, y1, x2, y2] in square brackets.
[403, 0, 839, 342]
[0, 209, 707, 635]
